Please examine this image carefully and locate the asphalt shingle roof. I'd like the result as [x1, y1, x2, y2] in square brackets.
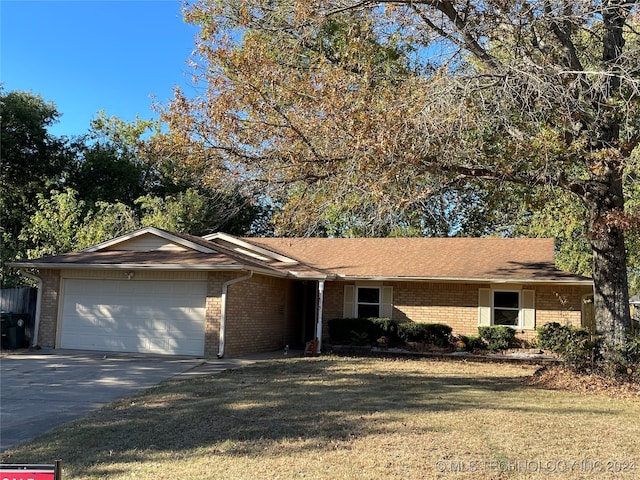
[245, 237, 590, 282]
[9, 228, 592, 284]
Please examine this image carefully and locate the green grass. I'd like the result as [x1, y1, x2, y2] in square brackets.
[2, 356, 640, 479]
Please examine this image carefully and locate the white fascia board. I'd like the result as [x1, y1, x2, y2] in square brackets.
[82, 227, 215, 254]
[204, 233, 298, 263]
[287, 271, 329, 280]
[7, 262, 290, 279]
[7, 262, 245, 271]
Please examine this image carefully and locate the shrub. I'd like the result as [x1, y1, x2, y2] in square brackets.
[368, 317, 401, 343]
[397, 322, 421, 343]
[626, 333, 640, 361]
[478, 326, 516, 351]
[458, 334, 486, 352]
[328, 318, 373, 344]
[328, 318, 399, 345]
[399, 323, 453, 347]
[350, 330, 370, 346]
[537, 322, 594, 368]
[611, 331, 640, 370]
[537, 322, 571, 352]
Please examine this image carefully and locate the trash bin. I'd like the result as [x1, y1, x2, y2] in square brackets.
[0, 312, 27, 350]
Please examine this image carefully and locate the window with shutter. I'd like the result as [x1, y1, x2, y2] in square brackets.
[478, 287, 536, 329]
[343, 285, 393, 318]
[493, 290, 520, 326]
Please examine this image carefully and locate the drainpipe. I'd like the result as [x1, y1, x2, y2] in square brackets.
[18, 269, 43, 347]
[218, 270, 253, 358]
[315, 280, 325, 354]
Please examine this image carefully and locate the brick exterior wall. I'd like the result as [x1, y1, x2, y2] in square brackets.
[34, 267, 592, 356]
[204, 271, 236, 357]
[323, 281, 345, 325]
[223, 273, 294, 356]
[322, 280, 593, 344]
[37, 269, 61, 348]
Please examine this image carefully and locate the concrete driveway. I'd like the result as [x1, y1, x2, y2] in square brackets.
[0, 349, 282, 452]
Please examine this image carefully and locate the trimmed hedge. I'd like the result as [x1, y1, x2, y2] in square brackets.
[478, 326, 516, 351]
[328, 318, 377, 344]
[398, 322, 453, 347]
[328, 318, 453, 347]
[328, 318, 401, 345]
[369, 317, 401, 342]
[457, 334, 486, 351]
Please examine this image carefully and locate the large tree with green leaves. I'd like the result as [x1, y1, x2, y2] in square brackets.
[0, 89, 74, 285]
[2, 91, 271, 285]
[162, 1, 640, 359]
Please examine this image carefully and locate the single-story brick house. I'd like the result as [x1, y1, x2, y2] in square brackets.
[9, 227, 594, 357]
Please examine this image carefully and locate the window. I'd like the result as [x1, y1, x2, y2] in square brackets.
[479, 288, 535, 329]
[493, 291, 520, 326]
[343, 285, 393, 318]
[357, 287, 381, 318]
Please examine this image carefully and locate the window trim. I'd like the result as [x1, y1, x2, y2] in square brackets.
[356, 286, 381, 318]
[492, 289, 521, 328]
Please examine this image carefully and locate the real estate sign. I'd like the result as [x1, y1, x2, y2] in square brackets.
[0, 462, 61, 480]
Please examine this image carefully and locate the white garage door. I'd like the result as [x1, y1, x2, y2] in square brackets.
[60, 279, 207, 355]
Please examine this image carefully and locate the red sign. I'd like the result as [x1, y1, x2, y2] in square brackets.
[0, 462, 60, 480]
[0, 470, 55, 480]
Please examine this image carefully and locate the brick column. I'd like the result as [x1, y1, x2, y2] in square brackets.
[37, 269, 61, 348]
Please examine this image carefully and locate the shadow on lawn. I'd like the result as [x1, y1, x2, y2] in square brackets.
[0, 357, 615, 474]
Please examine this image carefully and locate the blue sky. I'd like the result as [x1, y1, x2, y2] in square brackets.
[1, 0, 199, 138]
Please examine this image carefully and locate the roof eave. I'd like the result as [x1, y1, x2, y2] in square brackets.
[205, 233, 299, 263]
[335, 275, 593, 285]
[7, 261, 297, 279]
[7, 262, 246, 271]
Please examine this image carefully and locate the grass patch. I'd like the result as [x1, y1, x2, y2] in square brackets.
[2, 356, 640, 479]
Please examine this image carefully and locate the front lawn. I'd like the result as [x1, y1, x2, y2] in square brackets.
[2, 356, 639, 479]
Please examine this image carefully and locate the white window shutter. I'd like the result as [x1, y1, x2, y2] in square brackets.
[478, 288, 492, 326]
[521, 289, 535, 329]
[343, 285, 355, 318]
[381, 286, 393, 318]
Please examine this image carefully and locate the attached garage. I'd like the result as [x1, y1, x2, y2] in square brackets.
[59, 278, 207, 356]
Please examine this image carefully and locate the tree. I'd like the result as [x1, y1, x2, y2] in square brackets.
[0, 89, 74, 285]
[271, 180, 525, 237]
[85, 112, 269, 233]
[69, 143, 147, 207]
[19, 189, 85, 259]
[162, 1, 640, 360]
[20, 189, 141, 255]
[76, 201, 140, 249]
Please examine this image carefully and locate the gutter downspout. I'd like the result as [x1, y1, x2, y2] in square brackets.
[18, 269, 43, 347]
[316, 280, 325, 354]
[218, 270, 253, 358]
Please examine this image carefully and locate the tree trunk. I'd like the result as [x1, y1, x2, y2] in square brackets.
[591, 230, 631, 345]
[586, 1, 632, 361]
[586, 177, 631, 358]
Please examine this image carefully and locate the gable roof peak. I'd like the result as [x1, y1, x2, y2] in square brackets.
[82, 226, 216, 254]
